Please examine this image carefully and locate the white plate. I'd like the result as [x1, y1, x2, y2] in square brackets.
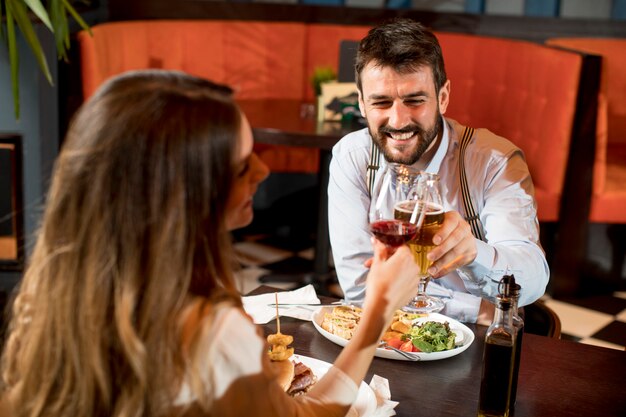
[312, 309, 475, 361]
[293, 354, 378, 417]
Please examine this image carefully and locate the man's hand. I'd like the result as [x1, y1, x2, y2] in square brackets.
[427, 211, 477, 278]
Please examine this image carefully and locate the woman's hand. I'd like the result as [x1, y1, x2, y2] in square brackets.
[362, 239, 421, 323]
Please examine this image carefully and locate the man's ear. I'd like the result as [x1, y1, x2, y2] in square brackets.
[439, 80, 451, 115]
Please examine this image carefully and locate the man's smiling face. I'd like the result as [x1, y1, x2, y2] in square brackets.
[358, 62, 450, 165]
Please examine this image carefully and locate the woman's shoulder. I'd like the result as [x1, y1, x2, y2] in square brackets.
[180, 297, 256, 349]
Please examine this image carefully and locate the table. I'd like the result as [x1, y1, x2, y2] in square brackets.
[238, 100, 361, 286]
[252, 286, 626, 417]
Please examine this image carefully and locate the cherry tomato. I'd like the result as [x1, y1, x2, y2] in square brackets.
[400, 340, 416, 352]
[386, 338, 403, 349]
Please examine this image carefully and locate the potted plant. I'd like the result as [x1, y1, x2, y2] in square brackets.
[1, 0, 90, 119]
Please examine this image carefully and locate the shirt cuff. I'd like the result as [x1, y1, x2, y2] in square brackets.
[473, 238, 495, 270]
[308, 365, 359, 407]
[442, 291, 482, 323]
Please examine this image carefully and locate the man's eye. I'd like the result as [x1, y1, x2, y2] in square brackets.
[371, 101, 391, 107]
[405, 99, 425, 105]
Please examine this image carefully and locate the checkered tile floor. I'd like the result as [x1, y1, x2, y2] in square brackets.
[234, 235, 626, 352]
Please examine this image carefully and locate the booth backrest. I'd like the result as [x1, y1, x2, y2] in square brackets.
[437, 33, 582, 222]
[79, 20, 308, 100]
[546, 38, 626, 223]
[78, 21, 585, 221]
[79, 21, 373, 101]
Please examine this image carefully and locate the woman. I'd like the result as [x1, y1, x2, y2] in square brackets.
[0, 70, 420, 417]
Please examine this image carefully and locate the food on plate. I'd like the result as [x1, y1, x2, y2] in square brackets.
[319, 304, 458, 354]
[267, 294, 295, 361]
[320, 305, 362, 340]
[287, 361, 318, 396]
[267, 293, 317, 395]
[269, 359, 318, 396]
[390, 320, 411, 334]
[381, 330, 404, 342]
[271, 358, 296, 391]
[407, 321, 456, 353]
[322, 306, 426, 343]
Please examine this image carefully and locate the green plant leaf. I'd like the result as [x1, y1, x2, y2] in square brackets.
[6, 0, 53, 85]
[48, 0, 68, 60]
[63, 0, 92, 35]
[6, 4, 20, 120]
[23, 0, 53, 31]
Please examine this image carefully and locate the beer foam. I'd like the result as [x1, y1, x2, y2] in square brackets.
[394, 200, 443, 214]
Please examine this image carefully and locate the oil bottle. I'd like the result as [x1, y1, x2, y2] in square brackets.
[478, 279, 517, 417]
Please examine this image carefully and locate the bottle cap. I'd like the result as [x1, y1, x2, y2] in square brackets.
[499, 274, 521, 298]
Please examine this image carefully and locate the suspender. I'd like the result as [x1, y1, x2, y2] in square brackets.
[366, 138, 381, 197]
[459, 127, 486, 241]
[366, 127, 486, 241]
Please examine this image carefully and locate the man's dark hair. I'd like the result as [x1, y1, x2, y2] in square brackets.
[355, 18, 447, 94]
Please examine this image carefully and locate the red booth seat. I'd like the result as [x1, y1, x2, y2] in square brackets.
[438, 33, 582, 222]
[546, 38, 626, 224]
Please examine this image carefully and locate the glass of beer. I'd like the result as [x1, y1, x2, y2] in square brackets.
[393, 169, 446, 314]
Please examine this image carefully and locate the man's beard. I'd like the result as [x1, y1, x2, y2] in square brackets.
[369, 114, 442, 165]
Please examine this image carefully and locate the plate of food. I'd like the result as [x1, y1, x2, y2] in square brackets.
[312, 306, 475, 361]
[266, 303, 378, 416]
[280, 354, 378, 417]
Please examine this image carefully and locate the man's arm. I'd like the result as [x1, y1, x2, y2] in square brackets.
[434, 148, 549, 307]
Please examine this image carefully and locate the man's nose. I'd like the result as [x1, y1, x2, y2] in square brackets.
[387, 102, 412, 129]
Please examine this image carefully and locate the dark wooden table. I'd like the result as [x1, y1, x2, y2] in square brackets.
[238, 100, 360, 285]
[252, 286, 626, 417]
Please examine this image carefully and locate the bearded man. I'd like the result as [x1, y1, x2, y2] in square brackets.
[328, 19, 549, 323]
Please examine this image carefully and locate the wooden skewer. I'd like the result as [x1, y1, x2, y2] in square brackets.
[275, 292, 280, 334]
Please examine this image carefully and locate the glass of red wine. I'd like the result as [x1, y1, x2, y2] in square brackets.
[369, 164, 420, 250]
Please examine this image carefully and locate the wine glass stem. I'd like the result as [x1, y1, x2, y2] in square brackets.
[417, 275, 430, 295]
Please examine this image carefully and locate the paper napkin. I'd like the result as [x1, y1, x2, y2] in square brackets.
[369, 374, 399, 417]
[242, 284, 321, 324]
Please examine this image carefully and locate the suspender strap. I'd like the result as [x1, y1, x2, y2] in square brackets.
[459, 126, 486, 241]
[367, 138, 381, 196]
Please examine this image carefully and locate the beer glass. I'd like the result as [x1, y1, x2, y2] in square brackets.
[394, 170, 446, 313]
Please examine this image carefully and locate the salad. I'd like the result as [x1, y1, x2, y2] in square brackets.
[385, 321, 457, 353]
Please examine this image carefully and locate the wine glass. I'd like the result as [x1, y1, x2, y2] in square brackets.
[396, 170, 446, 314]
[368, 164, 418, 251]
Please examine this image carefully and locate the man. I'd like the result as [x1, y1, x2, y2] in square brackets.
[328, 19, 549, 323]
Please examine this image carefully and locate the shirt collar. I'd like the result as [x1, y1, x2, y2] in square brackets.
[419, 117, 449, 175]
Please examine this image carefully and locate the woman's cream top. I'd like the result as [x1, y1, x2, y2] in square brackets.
[174, 300, 358, 416]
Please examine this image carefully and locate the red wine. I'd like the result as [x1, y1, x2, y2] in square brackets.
[478, 342, 515, 417]
[370, 220, 417, 247]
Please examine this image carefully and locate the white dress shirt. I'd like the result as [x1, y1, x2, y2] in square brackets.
[328, 118, 549, 322]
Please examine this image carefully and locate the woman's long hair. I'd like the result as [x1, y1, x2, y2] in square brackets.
[1, 70, 243, 417]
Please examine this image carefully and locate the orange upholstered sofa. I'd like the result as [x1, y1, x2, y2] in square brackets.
[78, 20, 585, 223]
[546, 38, 626, 224]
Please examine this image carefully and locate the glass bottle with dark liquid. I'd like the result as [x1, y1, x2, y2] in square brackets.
[478, 287, 516, 417]
[506, 276, 523, 408]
